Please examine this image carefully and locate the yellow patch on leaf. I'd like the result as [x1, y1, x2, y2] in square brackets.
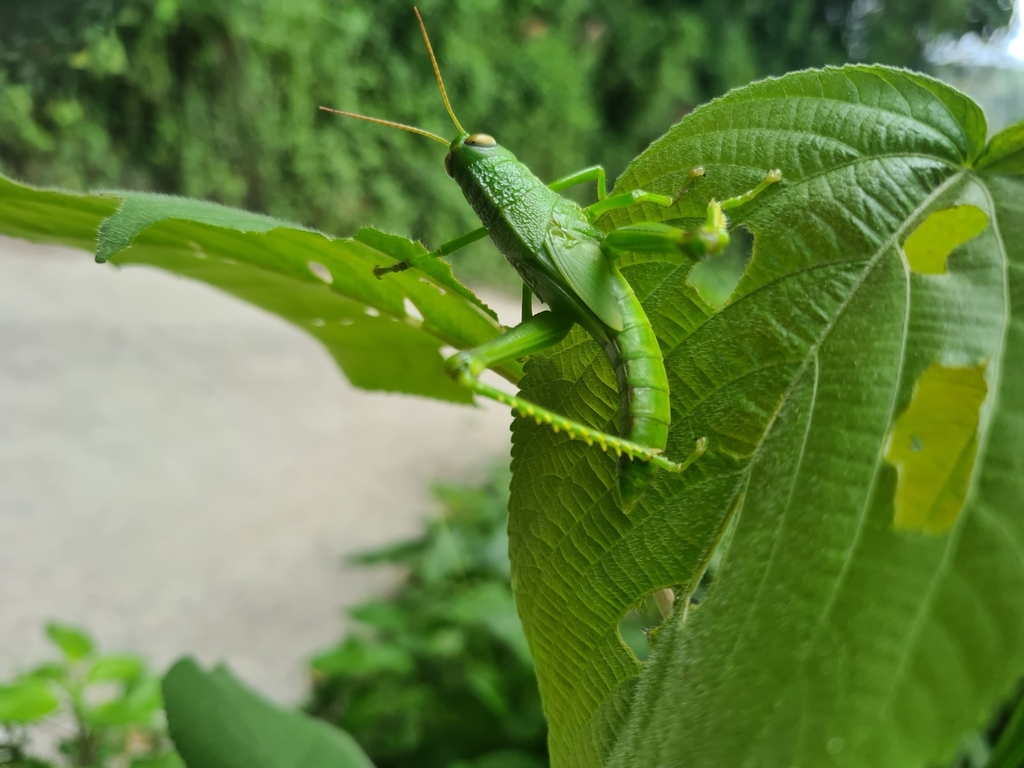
[885, 364, 988, 534]
[902, 205, 988, 275]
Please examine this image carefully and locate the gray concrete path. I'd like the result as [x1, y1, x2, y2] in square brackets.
[0, 235, 517, 702]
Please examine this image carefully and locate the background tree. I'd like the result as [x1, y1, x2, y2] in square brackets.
[0, 0, 1012, 286]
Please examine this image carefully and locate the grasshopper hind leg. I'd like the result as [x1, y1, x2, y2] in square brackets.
[445, 310, 705, 495]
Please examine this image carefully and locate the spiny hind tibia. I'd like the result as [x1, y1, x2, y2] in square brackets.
[320, 7, 781, 513]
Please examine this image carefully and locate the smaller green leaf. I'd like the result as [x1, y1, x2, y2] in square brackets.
[0, 681, 60, 723]
[976, 120, 1024, 175]
[45, 622, 94, 661]
[87, 654, 145, 683]
[163, 658, 375, 768]
[0, 174, 516, 405]
[902, 205, 989, 274]
[884, 363, 988, 534]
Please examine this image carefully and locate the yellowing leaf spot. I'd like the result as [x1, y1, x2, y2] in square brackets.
[885, 364, 988, 535]
[902, 205, 988, 275]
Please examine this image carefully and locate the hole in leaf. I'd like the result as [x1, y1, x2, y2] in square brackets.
[618, 591, 673, 662]
[188, 241, 208, 259]
[440, 345, 457, 359]
[884, 363, 988, 534]
[310, 318, 325, 327]
[403, 297, 424, 322]
[364, 306, 380, 318]
[902, 205, 988, 275]
[420, 276, 446, 294]
[827, 737, 846, 755]
[688, 227, 752, 308]
[308, 260, 333, 284]
[339, 318, 355, 326]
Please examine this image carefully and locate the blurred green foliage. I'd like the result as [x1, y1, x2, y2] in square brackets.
[0, 473, 1020, 768]
[0, 0, 1011, 288]
[306, 465, 547, 768]
[0, 623, 180, 768]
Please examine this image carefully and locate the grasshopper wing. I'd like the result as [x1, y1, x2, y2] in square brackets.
[544, 210, 624, 332]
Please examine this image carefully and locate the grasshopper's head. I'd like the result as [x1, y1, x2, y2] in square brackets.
[444, 133, 511, 181]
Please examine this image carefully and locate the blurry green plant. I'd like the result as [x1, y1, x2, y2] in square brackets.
[0, 0, 1011, 289]
[306, 465, 547, 768]
[0, 623, 180, 768]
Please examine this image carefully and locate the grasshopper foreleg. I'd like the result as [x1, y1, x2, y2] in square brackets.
[547, 165, 608, 199]
[583, 167, 707, 221]
[603, 169, 782, 260]
[445, 311, 705, 473]
[521, 284, 533, 323]
[373, 226, 489, 278]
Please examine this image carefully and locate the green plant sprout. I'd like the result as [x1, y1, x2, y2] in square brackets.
[0, 623, 179, 768]
[320, 8, 781, 512]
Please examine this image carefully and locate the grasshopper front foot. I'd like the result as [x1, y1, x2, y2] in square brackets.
[373, 261, 410, 279]
[668, 166, 706, 204]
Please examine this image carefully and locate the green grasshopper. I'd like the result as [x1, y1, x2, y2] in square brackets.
[321, 9, 781, 512]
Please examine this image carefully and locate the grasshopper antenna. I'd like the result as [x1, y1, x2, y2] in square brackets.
[414, 7, 465, 135]
[317, 107, 449, 146]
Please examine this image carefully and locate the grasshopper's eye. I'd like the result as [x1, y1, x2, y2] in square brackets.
[465, 133, 496, 148]
[444, 153, 454, 177]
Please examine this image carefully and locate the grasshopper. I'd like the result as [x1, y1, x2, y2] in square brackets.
[321, 9, 781, 512]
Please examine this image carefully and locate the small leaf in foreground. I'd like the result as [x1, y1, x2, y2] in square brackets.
[162, 657, 375, 768]
[0, 174, 515, 404]
[0, 681, 60, 723]
[45, 621, 93, 660]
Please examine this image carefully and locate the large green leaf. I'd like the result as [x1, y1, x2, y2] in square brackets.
[508, 65, 1024, 767]
[162, 658, 375, 768]
[0, 175, 517, 402]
